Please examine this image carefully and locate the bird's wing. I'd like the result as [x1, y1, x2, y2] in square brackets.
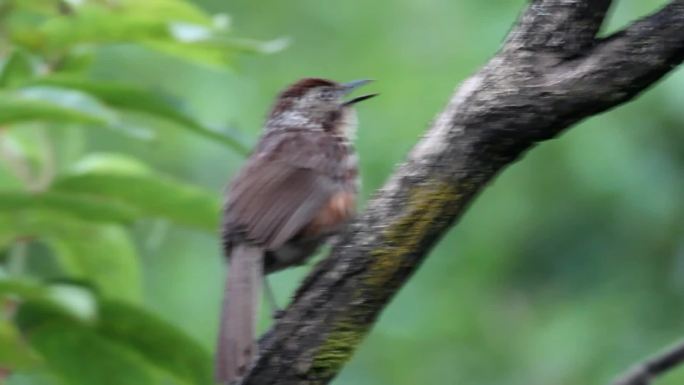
[222, 131, 347, 249]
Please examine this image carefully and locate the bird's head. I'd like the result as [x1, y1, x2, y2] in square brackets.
[268, 78, 377, 134]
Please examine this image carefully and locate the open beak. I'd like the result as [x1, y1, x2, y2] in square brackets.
[341, 79, 378, 106]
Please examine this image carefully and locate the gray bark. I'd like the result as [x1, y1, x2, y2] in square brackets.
[241, 1, 684, 384]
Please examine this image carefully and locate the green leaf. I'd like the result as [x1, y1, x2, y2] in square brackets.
[0, 49, 35, 88]
[0, 94, 106, 126]
[0, 88, 114, 126]
[36, 5, 184, 49]
[55, 173, 220, 231]
[14, 298, 208, 385]
[204, 36, 290, 55]
[0, 277, 46, 300]
[24, 320, 161, 385]
[17, 0, 214, 52]
[53, 154, 221, 231]
[98, 300, 212, 385]
[48, 225, 142, 303]
[68, 153, 153, 176]
[141, 39, 235, 69]
[58, 47, 97, 74]
[0, 191, 140, 223]
[7, 0, 276, 76]
[0, 85, 167, 141]
[46, 284, 99, 323]
[119, 0, 212, 25]
[25, 76, 248, 153]
[0, 215, 142, 302]
[141, 33, 288, 71]
[1, 279, 99, 330]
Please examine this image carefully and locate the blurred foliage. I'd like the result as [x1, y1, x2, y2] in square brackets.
[0, 0, 283, 384]
[1, 0, 683, 385]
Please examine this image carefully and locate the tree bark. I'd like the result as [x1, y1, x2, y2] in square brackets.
[241, 1, 684, 384]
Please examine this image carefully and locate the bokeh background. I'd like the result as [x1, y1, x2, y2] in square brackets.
[2, 0, 683, 384]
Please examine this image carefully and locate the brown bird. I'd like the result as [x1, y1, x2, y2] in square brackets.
[216, 78, 376, 384]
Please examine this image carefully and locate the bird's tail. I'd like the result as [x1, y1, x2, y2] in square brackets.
[215, 245, 262, 384]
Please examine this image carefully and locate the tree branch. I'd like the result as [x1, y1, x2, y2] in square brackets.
[241, 1, 684, 384]
[612, 339, 684, 385]
[505, 0, 612, 56]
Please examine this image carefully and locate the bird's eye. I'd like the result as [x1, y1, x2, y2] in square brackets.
[320, 88, 336, 101]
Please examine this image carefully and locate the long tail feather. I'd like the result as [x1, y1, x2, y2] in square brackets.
[215, 245, 262, 384]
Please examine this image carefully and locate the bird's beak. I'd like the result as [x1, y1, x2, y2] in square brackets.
[341, 79, 378, 106]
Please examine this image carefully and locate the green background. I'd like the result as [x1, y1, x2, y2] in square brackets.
[2, 0, 684, 384]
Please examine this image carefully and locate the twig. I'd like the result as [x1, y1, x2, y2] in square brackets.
[612, 340, 684, 385]
[0, 367, 11, 383]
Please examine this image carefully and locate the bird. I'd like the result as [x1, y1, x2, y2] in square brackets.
[216, 78, 377, 384]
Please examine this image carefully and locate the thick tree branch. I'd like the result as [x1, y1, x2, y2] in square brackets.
[506, 0, 612, 56]
[241, 1, 684, 384]
[612, 340, 684, 385]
